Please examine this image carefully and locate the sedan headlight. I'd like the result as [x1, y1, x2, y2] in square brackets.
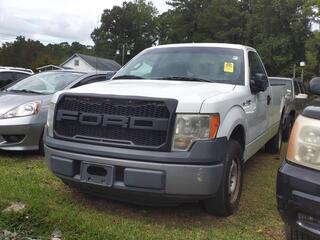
[0, 101, 41, 119]
[47, 102, 55, 137]
[172, 114, 220, 151]
[287, 115, 320, 170]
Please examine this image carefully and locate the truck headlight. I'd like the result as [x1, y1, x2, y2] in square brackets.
[287, 115, 320, 170]
[0, 101, 41, 119]
[47, 102, 55, 137]
[172, 114, 220, 151]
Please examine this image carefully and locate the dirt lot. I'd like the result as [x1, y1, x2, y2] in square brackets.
[0, 148, 285, 240]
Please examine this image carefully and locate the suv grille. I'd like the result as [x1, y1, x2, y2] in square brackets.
[54, 95, 177, 151]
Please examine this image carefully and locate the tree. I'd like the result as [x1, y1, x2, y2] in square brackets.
[91, 0, 158, 64]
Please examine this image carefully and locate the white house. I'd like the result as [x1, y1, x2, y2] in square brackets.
[60, 53, 121, 72]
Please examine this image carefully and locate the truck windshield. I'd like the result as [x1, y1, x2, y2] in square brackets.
[114, 47, 244, 84]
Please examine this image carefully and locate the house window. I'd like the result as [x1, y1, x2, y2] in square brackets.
[74, 59, 79, 66]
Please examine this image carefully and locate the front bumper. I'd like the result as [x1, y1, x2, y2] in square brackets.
[277, 160, 320, 237]
[45, 133, 228, 204]
[0, 116, 44, 151]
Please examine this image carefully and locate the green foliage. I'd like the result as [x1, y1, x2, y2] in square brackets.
[91, 0, 158, 63]
[0, 37, 93, 70]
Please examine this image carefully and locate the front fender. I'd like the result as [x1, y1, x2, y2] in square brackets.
[217, 105, 247, 142]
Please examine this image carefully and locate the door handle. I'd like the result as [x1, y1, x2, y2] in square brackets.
[267, 95, 271, 105]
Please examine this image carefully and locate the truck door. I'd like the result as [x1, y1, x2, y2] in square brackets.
[247, 51, 270, 141]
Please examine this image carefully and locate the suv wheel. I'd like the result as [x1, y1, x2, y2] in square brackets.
[202, 140, 243, 216]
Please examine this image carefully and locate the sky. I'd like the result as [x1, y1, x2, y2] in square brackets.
[0, 0, 170, 46]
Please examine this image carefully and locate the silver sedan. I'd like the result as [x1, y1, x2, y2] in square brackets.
[0, 70, 112, 151]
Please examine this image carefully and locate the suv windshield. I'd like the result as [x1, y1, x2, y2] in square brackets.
[6, 71, 84, 94]
[114, 47, 244, 84]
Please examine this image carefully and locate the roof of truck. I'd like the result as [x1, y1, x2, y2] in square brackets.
[152, 43, 251, 50]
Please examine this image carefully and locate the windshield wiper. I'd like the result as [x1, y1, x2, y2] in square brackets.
[8, 89, 45, 95]
[112, 75, 145, 80]
[155, 76, 214, 83]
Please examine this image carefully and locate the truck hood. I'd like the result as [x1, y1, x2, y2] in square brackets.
[0, 92, 51, 116]
[56, 79, 236, 112]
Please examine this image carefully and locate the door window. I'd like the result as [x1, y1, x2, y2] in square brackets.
[248, 51, 268, 84]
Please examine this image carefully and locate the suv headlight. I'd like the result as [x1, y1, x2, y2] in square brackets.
[47, 102, 55, 137]
[0, 101, 41, 119]
[172, 114, 220, 151]
[287, 115, 320, 170]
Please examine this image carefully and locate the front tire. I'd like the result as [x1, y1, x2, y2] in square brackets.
[283, 115, 294, 141]
[202, 140, 243, 216]
[265, 124, 282, 154]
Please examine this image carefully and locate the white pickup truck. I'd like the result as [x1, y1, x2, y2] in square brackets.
[45, 43, 285, 216]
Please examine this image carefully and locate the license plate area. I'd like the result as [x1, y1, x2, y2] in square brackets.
[80, 162, 114, 187]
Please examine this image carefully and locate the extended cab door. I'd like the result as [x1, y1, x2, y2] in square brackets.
[247, 51, 270, 141]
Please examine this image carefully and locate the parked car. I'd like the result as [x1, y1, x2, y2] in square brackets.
[277, 77, 320, 240]
[0, 70, 111, 152]
[44, 43, 286, 216]
[0, 66, 33, 88]
[269, 77, 309, 140]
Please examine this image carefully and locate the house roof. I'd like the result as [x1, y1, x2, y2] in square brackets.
[60, 53, 121, 71]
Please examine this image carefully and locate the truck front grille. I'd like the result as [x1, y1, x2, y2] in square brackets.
[53, 94, 177, 151]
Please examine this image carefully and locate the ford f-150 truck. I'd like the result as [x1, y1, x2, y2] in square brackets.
[44, 43, 285, 216]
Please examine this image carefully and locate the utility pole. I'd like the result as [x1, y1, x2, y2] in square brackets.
[116, 44, 131, 66]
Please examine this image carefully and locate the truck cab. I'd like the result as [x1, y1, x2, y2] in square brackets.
[44, 43, 285, 216]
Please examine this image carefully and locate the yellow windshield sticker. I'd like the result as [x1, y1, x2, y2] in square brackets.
[224, 62, 234, 73]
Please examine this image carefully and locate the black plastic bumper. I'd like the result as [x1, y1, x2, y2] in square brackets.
[277, 160, 320, 237]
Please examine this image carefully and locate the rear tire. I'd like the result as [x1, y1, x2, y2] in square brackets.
[285, 223, 317, 240]
[265, 124, 282, 154]
[202, 140, 243, 216]
[283, 115, 294, 141]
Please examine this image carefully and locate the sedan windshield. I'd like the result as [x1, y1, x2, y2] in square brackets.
[6, 71, 84, 94]
[114, 47, 244, 84]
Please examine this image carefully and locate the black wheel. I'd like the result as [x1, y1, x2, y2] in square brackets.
[285, 223, 317, 240]
[202, 140, 243, 216]
[283, 115, 294, 141]
[265, 124, 282, 154]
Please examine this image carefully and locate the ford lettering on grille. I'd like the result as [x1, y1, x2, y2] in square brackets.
[56, 110, 168, 131]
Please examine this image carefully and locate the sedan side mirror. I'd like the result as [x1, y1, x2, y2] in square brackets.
[250, 73, 268, 94]
[309, 77, 320, 95]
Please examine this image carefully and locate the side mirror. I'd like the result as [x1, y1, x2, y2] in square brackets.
[296, 93, 308, 99]
[309, 77, 320, 95]
[250, 73, 268, 94]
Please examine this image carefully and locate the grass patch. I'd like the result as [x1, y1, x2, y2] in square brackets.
[0, 149, 285, 239]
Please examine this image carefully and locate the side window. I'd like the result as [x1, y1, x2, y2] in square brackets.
[294, 81, 300, 95]
[0, 72, 14, 81]
[15, 73, 30, 80]
[248, 51, 267, 81]
[71, 76, 106, 88]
